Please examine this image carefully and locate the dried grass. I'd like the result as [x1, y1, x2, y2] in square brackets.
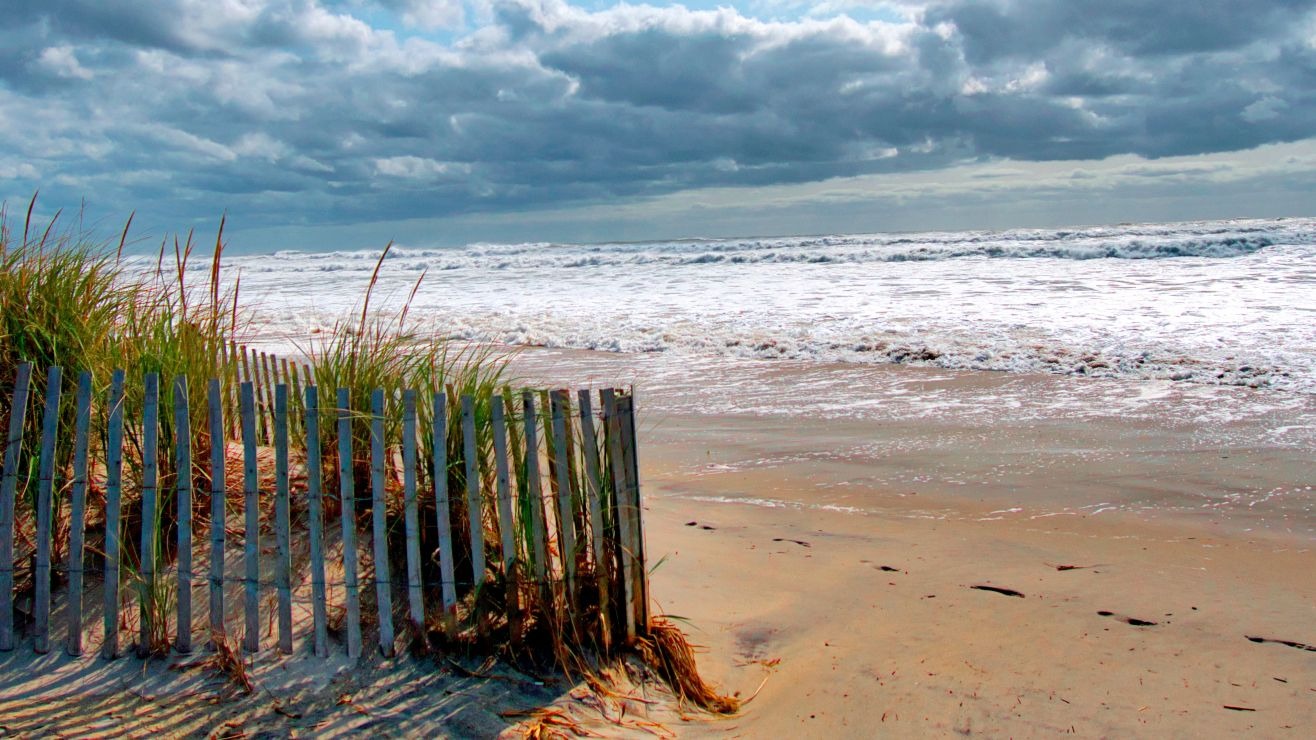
[633, 617, 740, 715]
[196, 632, 254, 695]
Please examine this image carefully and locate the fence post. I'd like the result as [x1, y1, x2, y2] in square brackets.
[550, 390, 577, 604]
[274, 384, 293, 654]
[617, 394, 648, 633]
[521, 391, 548, 600]
[601, 389, 635, 643]
[65, 371, 93, 656]
[174, 375, 194, 654]
[577, 389, 610, 650]
[259, 352, 277, 445]
[490, 396, 520, 633]
[460, 395, 485, 590]
[305, 386, 329, 657]
[102, 369, 126, 659]
[239, 382, 260, 653]
[369, 389, 395, 657]
[32, 366, 62, 653]
[401, 390, 425, 639]
[337, 388, 362, 658]
[207, 379, 226, 643]
[431, 392, 457, 632]
[0, 362, 32, 651]
[138, 372, 160, 658]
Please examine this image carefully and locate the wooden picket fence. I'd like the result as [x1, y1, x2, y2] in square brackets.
[0, 360, 647, 659]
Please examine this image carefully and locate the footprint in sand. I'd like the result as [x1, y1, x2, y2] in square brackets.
[1097, 610, 1158, 627]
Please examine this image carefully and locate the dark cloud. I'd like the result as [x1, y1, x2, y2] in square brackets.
[0, 0, 1313, 243]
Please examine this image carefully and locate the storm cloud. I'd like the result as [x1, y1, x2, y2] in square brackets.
[0, 0, 1313, 243]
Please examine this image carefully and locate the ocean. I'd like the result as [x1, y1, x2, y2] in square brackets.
[230, 216, 1315, 395]
[220, 215, 1314, 534]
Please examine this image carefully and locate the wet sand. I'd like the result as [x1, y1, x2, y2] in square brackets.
[512, 350, 1316, 735]
[641, 416, 1314, 736]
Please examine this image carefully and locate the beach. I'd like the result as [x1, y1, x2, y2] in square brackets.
[3, 216, 1313, 736]
[510, 349, 1316, 735]
[0, 349, 1310, 737]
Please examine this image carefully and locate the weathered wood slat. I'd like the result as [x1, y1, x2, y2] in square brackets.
[274, 384, 293, 654]
[137, 372, 160, 658]
[174, 375, 194, 654]
[490, 396, 520, 628]
[336, 389, 363, 658]
[65, 371, 93, 656]
[576, 389, 610, 648]
[601, 389, 635, 642]
[550, 390, 577, 601]
[461, 395, 485, 589]
[103, 369, 127, 658]
[369, 389, 395, 657]
[32, 366, 62, 653]
[521, 391, 548, 591]
[0, 362, 32, 651]
[401, 390, 425, 635]
[287, 358, 303, 442]
[239, 382, 260, 653]
[258, 352, 277, 445]
[30, 368, 59, 649]
[207, 378, 227, 643]
[431, 392, 457, 632]
[304, 386, 329, 657]
[617, 395, 648, 632]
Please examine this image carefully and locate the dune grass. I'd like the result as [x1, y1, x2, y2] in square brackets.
[0, 196, 733, 716]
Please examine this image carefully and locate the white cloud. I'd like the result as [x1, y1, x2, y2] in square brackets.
[34, 46, 94, 80]
[1242, 96, 1287, 123]
[373, 155, 468, 178]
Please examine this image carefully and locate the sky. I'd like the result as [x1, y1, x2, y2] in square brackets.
[2, 0, 1315, 252]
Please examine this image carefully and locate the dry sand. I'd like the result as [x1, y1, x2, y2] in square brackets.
[643, 426, 1315, 736]
[1, 355, 1313, 737]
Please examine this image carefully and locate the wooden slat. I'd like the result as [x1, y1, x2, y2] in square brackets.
[431, 392, 457, 632]
[258, 351, 277, 445]
[0, 362, 32, 651]
[549, 390, 577, 600]
[238, 345, 254, 440]
[601, 389, 635, 642]
[336, 389, 362, 658]
[287, 359, 303, 442]
[304, 385, 329, 657]
[102, 369, 126, 658]
[174, 375, 194, 654]
[401, 390, 425, 635]
[521, 391, 548, 591]
[137, 372, 160, 658]
[207, 378, 227, 643]
[228, 342, 242, 439]
[490, 396, 519, 629]
[33, 366, 62, 653]
[65, 371, 93, 656]
[576, 389, 609, 648]
[369, 389, 394, 657]
[239, 382, 260, 653]
[617, 394, 648, 632]
[460, 395, 485, 588]
[274, 384, 293, 654]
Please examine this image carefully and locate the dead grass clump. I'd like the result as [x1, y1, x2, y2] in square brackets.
[501, 706, 593, 739]
[633, 618, 740, 715]
[196, 632, 254, 694]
